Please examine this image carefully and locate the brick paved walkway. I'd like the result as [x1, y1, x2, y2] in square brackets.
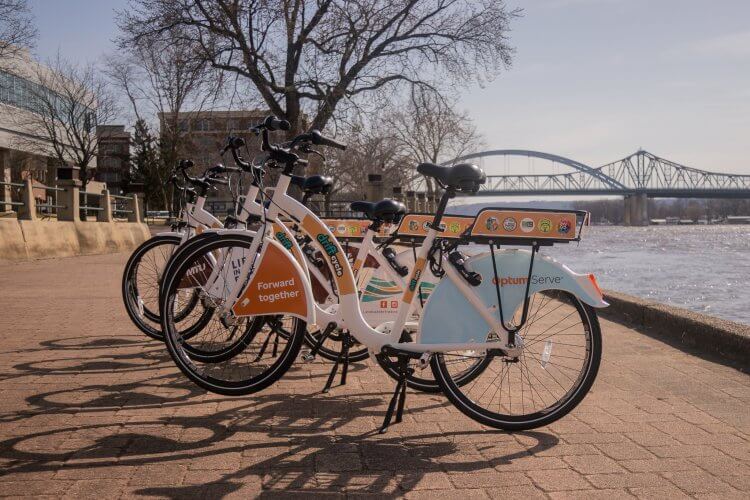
[0, 253, 748, 499]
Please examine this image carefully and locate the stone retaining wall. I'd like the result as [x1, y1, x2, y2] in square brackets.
[0, 218, 150, 261]
[602, 289, 750, 367]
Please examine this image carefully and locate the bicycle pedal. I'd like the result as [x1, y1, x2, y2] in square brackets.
[301, 352, 315, 362]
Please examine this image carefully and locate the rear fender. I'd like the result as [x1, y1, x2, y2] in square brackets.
[419, 249, 607, 345]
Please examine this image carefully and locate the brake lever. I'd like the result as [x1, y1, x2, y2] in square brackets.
[306, 148, 326, 162]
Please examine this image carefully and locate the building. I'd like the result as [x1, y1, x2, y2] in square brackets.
[0, 50, 97, 211]
[159, 110, 267, 213]
[96, 125, 131, 195]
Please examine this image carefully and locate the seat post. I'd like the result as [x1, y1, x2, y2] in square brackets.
[430, 188, 454, 230]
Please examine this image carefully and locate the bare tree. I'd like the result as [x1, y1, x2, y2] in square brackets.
[14, 56, 120, 190]
[386, 88, 484, 194]
[117, 0, 519, 135]
[107, 30, 219, 167]
[322, 119, 409, 205]
[0, 0, 37, 66]
[107, 29, 223, 209]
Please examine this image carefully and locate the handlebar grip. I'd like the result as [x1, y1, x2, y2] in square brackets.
[208, 164, 241, 175]
[310, 130, 346, 150]
[221, 136, 246, 155]
[263, 115, 291, 132]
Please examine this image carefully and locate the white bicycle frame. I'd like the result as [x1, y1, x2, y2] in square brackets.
[223, 173, 527, 355]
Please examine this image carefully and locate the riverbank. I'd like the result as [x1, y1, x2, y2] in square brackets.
[602, 289, 750, 369]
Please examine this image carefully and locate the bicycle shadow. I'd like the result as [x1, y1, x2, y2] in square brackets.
[1, 331, 560, 497]
[0, 384, 558, 497]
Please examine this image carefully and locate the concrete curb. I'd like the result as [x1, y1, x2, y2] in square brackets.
[0, 218, 151, 262]
[602, 289, 750, 367]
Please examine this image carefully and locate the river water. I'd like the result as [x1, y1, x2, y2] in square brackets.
[539, 225, 750, 325]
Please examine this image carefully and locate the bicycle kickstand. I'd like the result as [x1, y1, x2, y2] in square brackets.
[302, 322, 337, 362]
[379, 354, 413, 434]
[322, 331, 352, 393]
[254, 319, 279, 362]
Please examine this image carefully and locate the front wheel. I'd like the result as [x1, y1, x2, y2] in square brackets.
[432, 290, 602, 430]
[122, 234, 182, 340]
[161, 234, 306, 395]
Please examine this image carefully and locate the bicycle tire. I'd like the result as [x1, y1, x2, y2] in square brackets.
[161, 233, 306, 395]
[122, 234, 182, 340]
[432, 291, 602, 430]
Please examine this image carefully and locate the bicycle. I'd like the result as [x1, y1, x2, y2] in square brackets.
[159, 117, 607, 432]
[121, 164, 228, 341]
[303, 209, 492, 394]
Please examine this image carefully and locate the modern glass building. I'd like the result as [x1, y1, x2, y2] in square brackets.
[0, 51, 98, 210]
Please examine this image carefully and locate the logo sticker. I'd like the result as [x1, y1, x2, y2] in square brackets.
[449, 222, 461, 234]
[275, 231, 293, 250]
[520, 217, 535, 233]
[558, 218, 572, 234]
[539, 218, 552, 233]
[409, 220, 419, 231]
[486, 217, 499, 231]
[317, 234, 344, 277]
[503, 217, 517, 232]
[336, 224, 346, 234]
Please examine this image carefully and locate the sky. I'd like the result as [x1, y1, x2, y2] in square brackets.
[28, 0, 750, 176]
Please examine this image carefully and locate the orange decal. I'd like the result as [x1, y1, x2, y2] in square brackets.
[321, 218, 393, 239]
[397, 214, 474, 239]
[352, 258, 364, 273]
[232, 241, 308, 319]
[471, 210, 579, 240]
[272, 222, 304, 267]
[301, 215, 356, 295]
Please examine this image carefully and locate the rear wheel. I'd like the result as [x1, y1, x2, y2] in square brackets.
[432, 290, 601, 430]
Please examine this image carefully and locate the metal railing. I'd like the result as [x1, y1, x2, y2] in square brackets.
[1, 177, 142, 223]
[0, 180, 25, 211]
[110, 194, 134, 218]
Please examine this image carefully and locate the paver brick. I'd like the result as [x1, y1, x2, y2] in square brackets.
[0, 252, 748, 498]
[526, 468, 591, 491]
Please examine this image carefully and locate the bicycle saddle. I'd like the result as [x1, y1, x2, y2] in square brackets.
[350, 199, 406, 223]
[417, 162, 486, 193]
[302, 175, 334, 195]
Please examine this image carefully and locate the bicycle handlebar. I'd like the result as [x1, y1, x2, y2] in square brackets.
[208, 164, 241, 175]
[289, 129, 346, 151]
[263, 115, 291, 132]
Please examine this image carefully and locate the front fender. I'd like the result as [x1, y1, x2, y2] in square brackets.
[231, 239, 316, 325]
[156, 230, 184, 238]
[419, 249, 607, 345]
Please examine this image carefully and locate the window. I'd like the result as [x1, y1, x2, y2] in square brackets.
[195, 119, 212, 131]
[0, 69, 96, 124]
